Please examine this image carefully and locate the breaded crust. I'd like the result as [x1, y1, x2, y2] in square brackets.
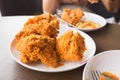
[23, 13, 59, 38]
[16, 34, 60, 68]
[15, 29, 38, 43]
[61, 8, 84, 25]
[56, 30, 86, 61]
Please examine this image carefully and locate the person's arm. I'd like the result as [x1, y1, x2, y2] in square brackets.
[61, 0, 88, 6]
[88, 0, 99, 4]
[42, 0, 87, 14]
[42, 0, 59, 14]
[101, 0, 120, 13]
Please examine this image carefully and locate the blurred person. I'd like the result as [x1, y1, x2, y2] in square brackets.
[43, 0, 90, 13]
[43, 0, 120, 23]
[87, 0, 120, 23]
[0, 0, 43, 16]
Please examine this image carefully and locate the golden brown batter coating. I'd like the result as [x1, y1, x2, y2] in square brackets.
[23, 13, 59, 38]
[16, 34, 60, 68]
[56, 30, 86, 61]
[15, 29, 38, 43]
[14, 13, 87, 68]
[61, 8, 84, 25]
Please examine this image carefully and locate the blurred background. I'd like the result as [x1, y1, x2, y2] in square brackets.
[0, 0, 119, 24]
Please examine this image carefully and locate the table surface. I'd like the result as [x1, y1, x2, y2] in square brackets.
[0, 16, 120, 80]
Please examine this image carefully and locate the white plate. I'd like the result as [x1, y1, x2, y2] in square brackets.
[10, 18, 96, 72]
[56, 12, 107, 32]
[83, 50, 120, 80]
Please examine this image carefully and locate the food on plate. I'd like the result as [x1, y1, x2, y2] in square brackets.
[99, 72, 119, 80]
[61, 8, 84, 25]
[14, 13, 61, 68]
[56, 30, 86, 61]
[60, 8, 100, 30]
[15, 29, 39, 43]
[76, 20, 100, 29]
[16, 34, 61, 68]
[14, 13, 87, 68]
[23, 13, 59, 38]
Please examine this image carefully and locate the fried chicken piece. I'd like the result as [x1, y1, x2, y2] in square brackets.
[15, 29, 39, 43]
[56, 30, 86, 61]
[16, 34, 61, 68]
[61, 8, 84, 25]
[23, 13, 59, 38]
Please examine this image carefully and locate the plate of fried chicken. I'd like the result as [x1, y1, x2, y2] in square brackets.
[10, 13, 96, 72]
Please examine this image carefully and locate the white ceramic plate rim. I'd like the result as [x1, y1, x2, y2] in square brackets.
[9, 19, 96, 73]
[83, 50, 120, 80]
[56, 12, 107, 32]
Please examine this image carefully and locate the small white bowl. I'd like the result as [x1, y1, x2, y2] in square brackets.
[83, 50, 120, 80]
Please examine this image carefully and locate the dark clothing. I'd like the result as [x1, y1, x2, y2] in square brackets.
[0, 0, 43, 16]
[87, 1, 120, 22]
